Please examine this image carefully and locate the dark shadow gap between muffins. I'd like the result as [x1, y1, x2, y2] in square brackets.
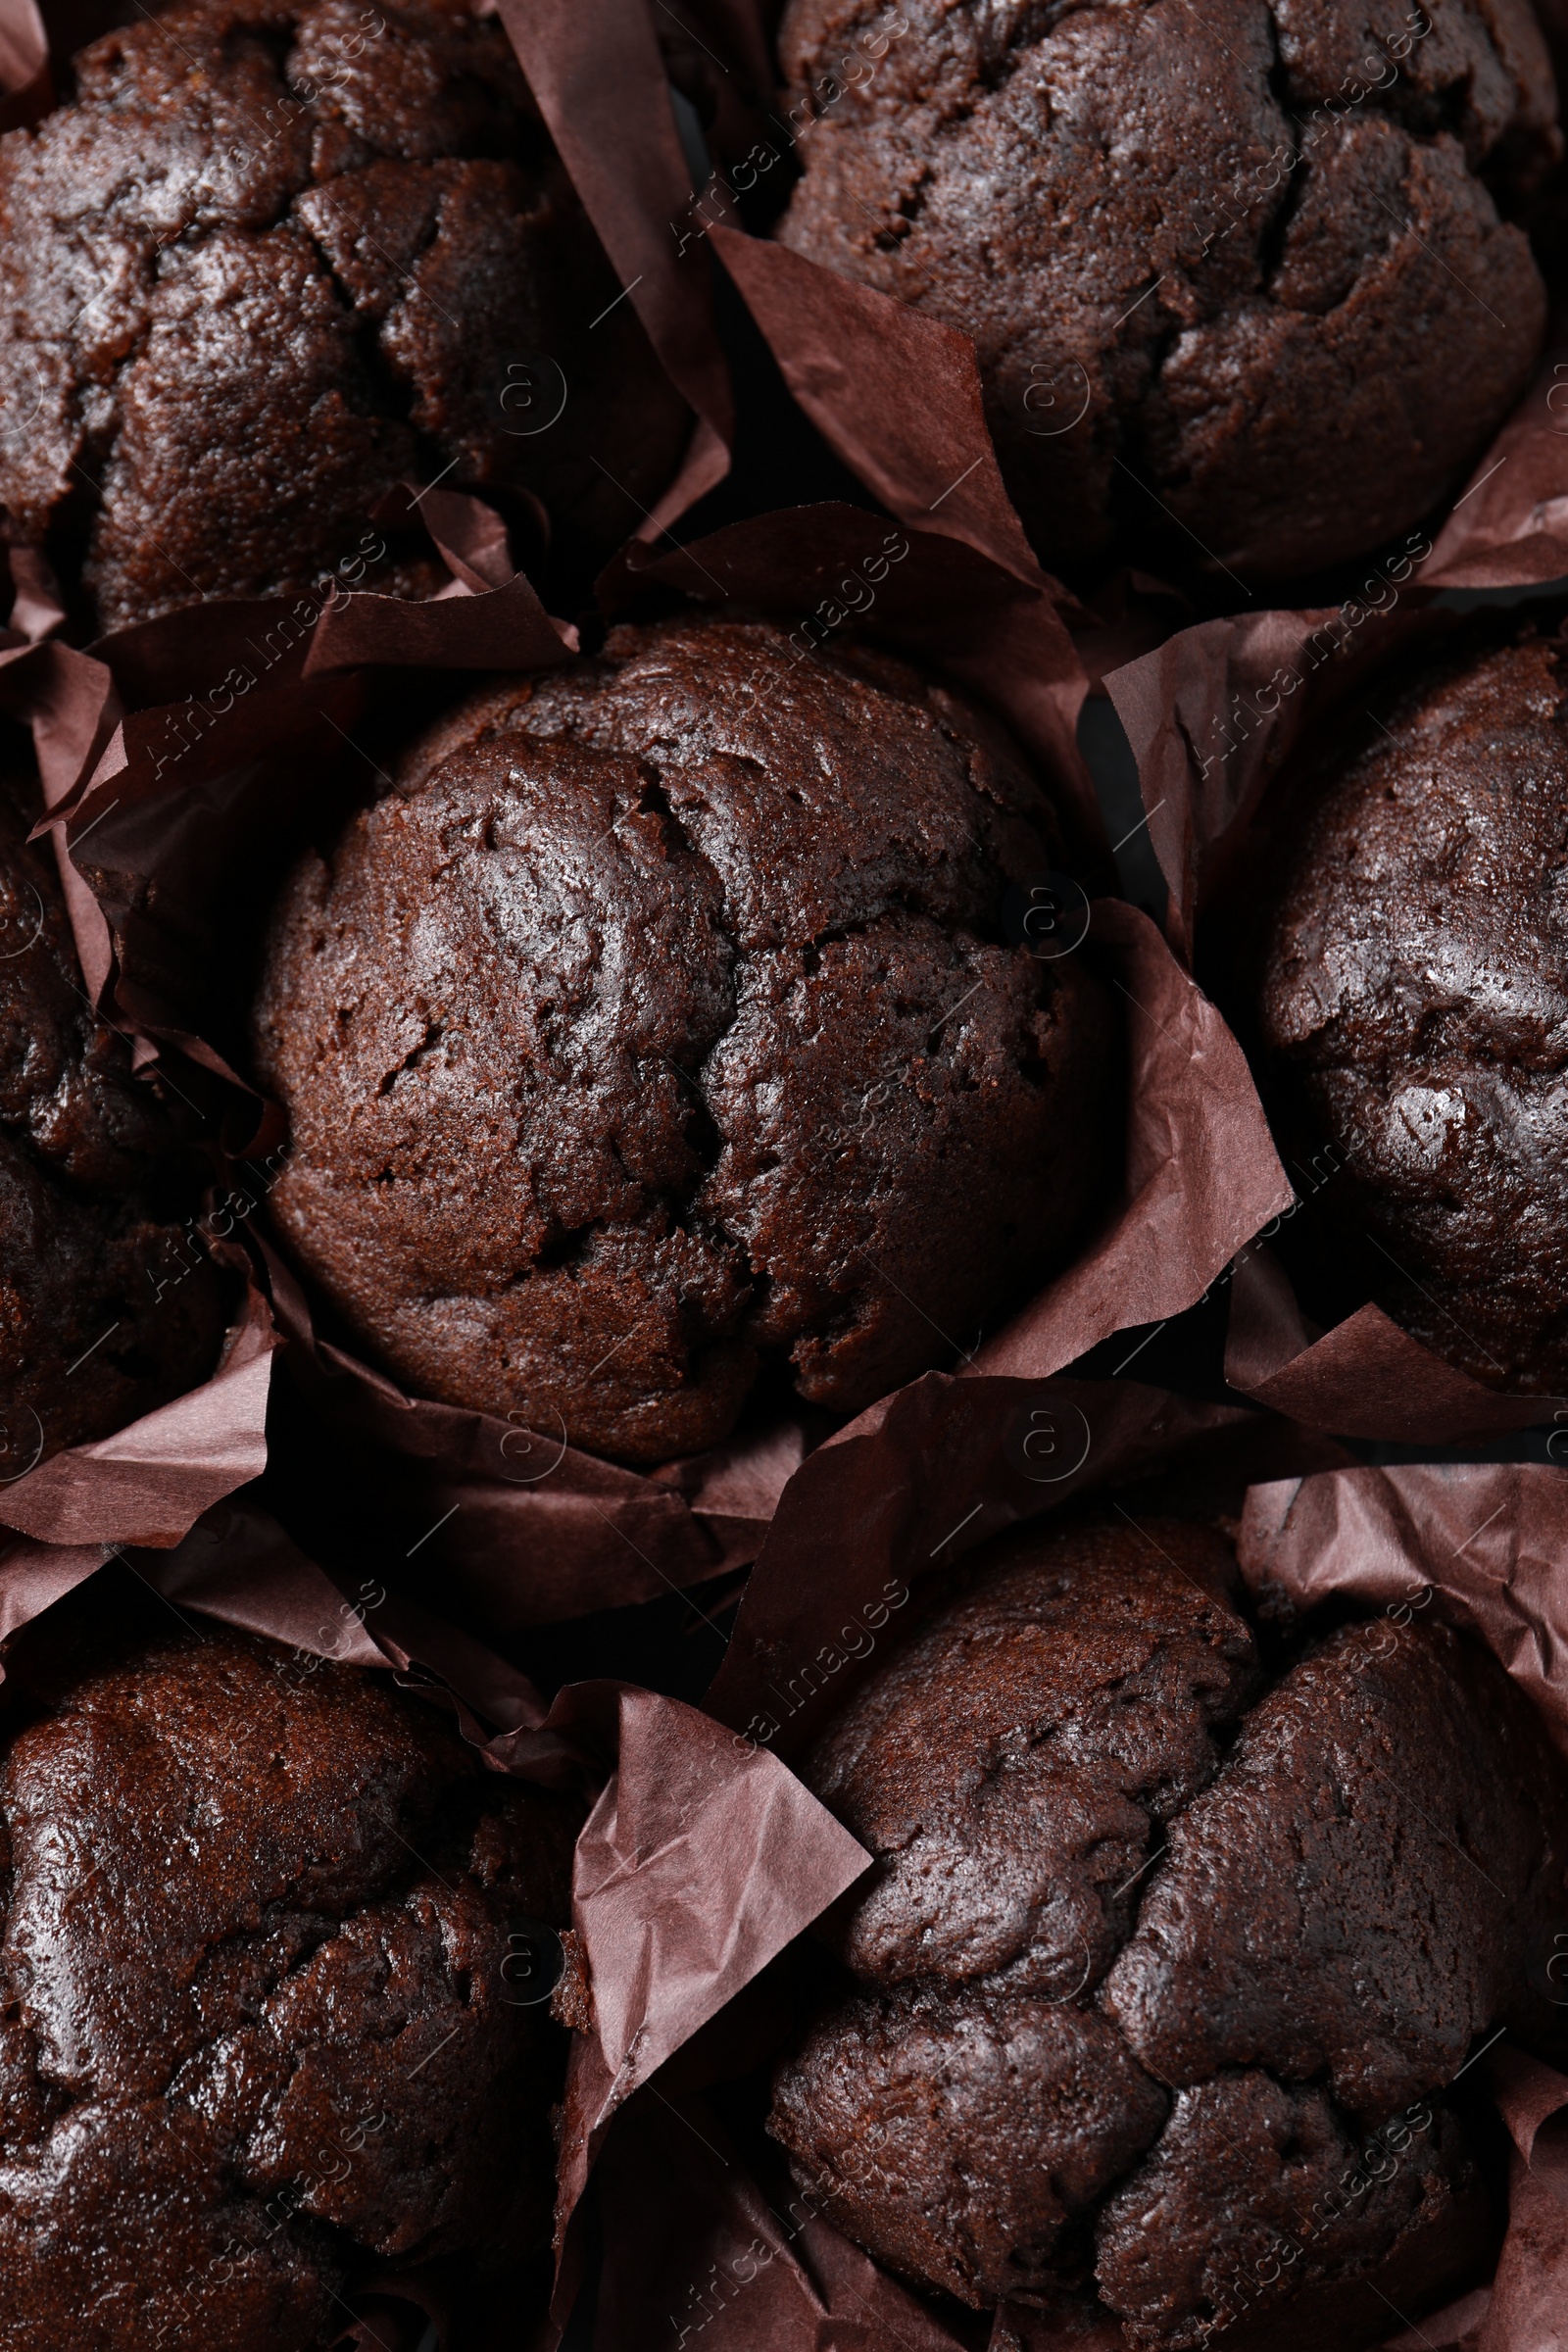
[0, 719, 227, 1470]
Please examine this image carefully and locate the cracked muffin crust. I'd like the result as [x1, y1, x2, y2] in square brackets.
[776, 0, 1558, 581]
[0, 1611, 578, 2351]
[0, 761, 223, 1467]
[1256, 630, 1568, 1393]
[0, 0, 689, 632]
[252, 615, 1119, 1465]
[770, 1517, 1568, 2345]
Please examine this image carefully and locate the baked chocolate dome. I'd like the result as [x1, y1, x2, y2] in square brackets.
[0, 765, 222, 1468]
[252, 615, 1118, 1465]
[770, 1518, 1568, 2345]
[1256, 630, 1568, 1393]
[775, 0, 1557, 581]
[0, 1611, 578, 2349]
[0, 0, 688, 631]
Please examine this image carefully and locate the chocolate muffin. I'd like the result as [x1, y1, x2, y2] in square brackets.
[770, 1518, 1568, 2346]
[252, 615, 1118, 1465]
[775, 0, 1557, 581]
[0, 0, 688, 632]
[0, 1608, 578, 2350]
[1256, 630, 1568, 1393]
[0, 760, 222, 1469]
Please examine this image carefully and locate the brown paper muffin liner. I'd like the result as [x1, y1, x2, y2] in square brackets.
[567, 1446, 1568, 2352]
[0, 0, 44, 128]
[503, 0, 1133, 853]
[542, 1374, 1337, 2345]
[0, 636, 289, 1556]
[504, 9, 1568, 621]
[0, 1262, 278, 1550]
[1, 9, 1563, 2345]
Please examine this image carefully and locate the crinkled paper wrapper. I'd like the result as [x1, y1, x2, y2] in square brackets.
[5, 8, 1568, 2347]
[0, 649, 286, 1568]
[0, 460, 580, 1585]
[572, 1448, 1568, 2352]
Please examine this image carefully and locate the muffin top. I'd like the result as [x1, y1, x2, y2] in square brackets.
[1257, 630, 1568, 1392]
[0, 1612, 577, 2351]
[771, 1518, 1568, 2340]
[253, 616, 1118, 1464]
[0, 0, 686, 629]
[0, 765, 223, 1463]
[777, 0, 1556, 580]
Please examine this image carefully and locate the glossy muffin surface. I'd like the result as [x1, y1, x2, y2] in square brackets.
[1258, 633, 1568, 1392]
[0, 0, 687, 627]
[0, 1618, 577, 2350]
[771, 1519, 1566, 2343]
[255, 617, 1118, 1463]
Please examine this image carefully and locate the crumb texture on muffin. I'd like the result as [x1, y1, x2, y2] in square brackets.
[0, 769, 223, 1465]
[253, 616, 1119, 1464]
[777, 0, 1557, 578]
[0, 0, 687, 629]
[1257, 633, 1568, 1392]
[769, 1519, 1568, 2343]
[0, 1620, 577, 2350]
